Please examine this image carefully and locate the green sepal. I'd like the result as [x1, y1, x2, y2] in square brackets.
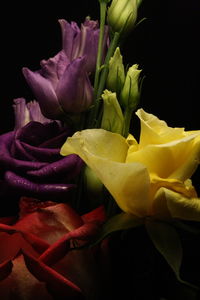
[93, 212, 144, 245]
[145, 219, 199, 290]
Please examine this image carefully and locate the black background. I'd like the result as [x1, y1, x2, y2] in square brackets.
[0, 0, 199, 134]
[0, 1, 200, 297]
[0, 0, 200, 133]
[0, 2, 200, 190]
[1, 0, 200, 189]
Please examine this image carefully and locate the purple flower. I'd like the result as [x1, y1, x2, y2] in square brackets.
[0, 99, 83, 203]
[13, 97, 52, 129]
[59, 18, 108, 73]
[23, 52, 94, 119]
[22, 18, 109, 120]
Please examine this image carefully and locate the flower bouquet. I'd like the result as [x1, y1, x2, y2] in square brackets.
[0, 0, 200, 299]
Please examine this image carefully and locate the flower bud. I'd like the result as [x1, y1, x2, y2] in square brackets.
[120, 64, 142, 110]
[99, 0, 111, 3]
[107, 0, 138, 34]
[101, 90, 124, 134]
[106, 47, 125, 94]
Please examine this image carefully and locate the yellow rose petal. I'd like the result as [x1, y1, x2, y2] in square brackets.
[169, 139, 200, 181]
[136, 108, 186, 146]
[84, 155, 151, 217]
[61, 129, 151, 216]
[127, 133, 200, 180]
[165, 188, 200, 221]
[153, 187, 200, 221]
[61, 129, 128, 162]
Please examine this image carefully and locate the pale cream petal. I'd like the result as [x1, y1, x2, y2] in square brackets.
[136, 109, 186, 146]
[126, 134, 139, 153]
[152, 186, 200, 221]
[61, 129, 151, 216]
[169, 140, 200, 181]
[150, 175, 197, 202]
[165, 188, 200, 221]
[83, 155, 151, 217]
[127, 144, 174, 178]
[127, 133, 200, 179]
[151, 187, 173, 218]
[61, 129, 128, 163]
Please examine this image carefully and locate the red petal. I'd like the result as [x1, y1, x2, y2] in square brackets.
[19, 197, 56, 217]
[23, 251, 83, 299]
[39, 233, 71, 265]
[43, 203, 83, 230]
[0, 233, 22, 262]
[21, 232, 50, 254]
[0, 260, 13, 281]
[39, 222, 102, 266]
[82, 205, 106, 223]
[0, 223, 17, 234]
[0, 216, 17, 225]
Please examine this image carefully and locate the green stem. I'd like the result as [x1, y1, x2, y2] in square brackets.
[93, 2, 107, 98]
[123, 108, 133, 137]
[91, 32, 120, 128]
[97, 32, 120, 100]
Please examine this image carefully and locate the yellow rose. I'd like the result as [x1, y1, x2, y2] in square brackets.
[61, 109, 200, 221]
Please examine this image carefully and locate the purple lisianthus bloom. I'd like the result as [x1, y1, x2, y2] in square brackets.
[22, 18, 109, 120]
[59, 18, 108, 74]
[13, 97, 52, 129]
[0, 98, 83, 208]
[23, 52, 93, 119]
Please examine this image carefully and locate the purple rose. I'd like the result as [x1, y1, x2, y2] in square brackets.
[0, 99, 83, 203]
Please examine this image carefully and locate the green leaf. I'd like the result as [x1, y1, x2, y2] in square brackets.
[145, 219, 199, 290]
[145, 219, 183, 279]
[93, 212, 143, 245]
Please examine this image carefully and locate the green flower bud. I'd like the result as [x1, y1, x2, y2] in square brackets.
[120, 64, 142, 110]
[99, 0, 111, 3]
[101, 89, 124, 134]
[107, 0, 138, 34]
[107, 47, 125, 94]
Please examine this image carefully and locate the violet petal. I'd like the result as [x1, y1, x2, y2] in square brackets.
[19, 142, 60, 163]
[22, 67, 62, 119]
[40, 51, 70, 86]
[15, 121, 62, 147]
[56, 57, 93, 113]
[58, 19, 80, 60]
[27, 155, 83, 179]
[5, 171, 76, 199]
[12, 98, 31, 129]
[0, 132, 47, 171]
[12, 139, 37, 162]
[27, 100, 52, 124]
[39, 130, 70, 148]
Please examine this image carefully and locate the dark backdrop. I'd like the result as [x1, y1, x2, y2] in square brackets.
[0, 1, 200, 297]
[0, 0, 199, 134]
[1, 0, 200, 186]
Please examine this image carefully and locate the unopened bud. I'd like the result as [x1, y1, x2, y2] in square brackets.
[120, 64, 142, 110]
[107, 47, 125, 94]
[101, 89, 124, 134]
[107, 0, 138, 34]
